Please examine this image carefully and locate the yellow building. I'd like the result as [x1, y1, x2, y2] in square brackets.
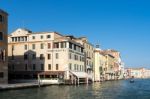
[101, 49, 124, 79]
[0, 9, 8, 83]
[104, 54, 115, 80]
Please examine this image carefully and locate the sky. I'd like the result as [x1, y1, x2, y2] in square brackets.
[0, 0, 150, 68]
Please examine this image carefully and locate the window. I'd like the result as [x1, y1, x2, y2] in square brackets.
[24, 45, 27, 50]
[76, 46, 79, 51]
[81, 48, 83, 53]
[77, 65, 79, 71]
[32, 44, 35, 50]
[32, 64, 36, 70]
[12, 37, 14, 42]
[0, 15, 3, 22]
[69, 42, 72, 49]
[69, 53, 72, 59]
[24, 54, 28, 60]
[61, 42, 66, 48]
[0, 72, 4, 78]
[56, 64, 59, 70]
[47, 43, 51, 49]
[54, 43, 59, 48]
[41, 35, 43, 39]
[41, 43, 44, 49]
[47, 35, 51, 38]
[80, 65, 82, 71]
[48, 64, 51, 70]
[25, 37, 27, 41]
[47, 54, 51, 60]
[21, 37, 24, 41]
[82, 66, 84, 71]
[0, 32, 3, 40]
[56, 53, 59, 59]
[41, 64, 44, 70]
[80, 56, 82, 61]
[74, 64, 76, 71]
[74, 55, 78, 60]
[69, 63, 72, 70]
[86, 51, 88, 57]
[25, 64, 28, 71]
[32, 54, 36, 59]
[74, 45, 76, 50]
[40, 54, 44, 60]
[18, 37, 20, 41]
[32, 36, 35, 39]
[82, 57, 84, 62]
[15, 37, 17, 42]
[74, 55, 76, 60]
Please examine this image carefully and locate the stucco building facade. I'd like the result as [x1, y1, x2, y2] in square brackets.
[94, 48, 106, 81]
[0, 9, 8, 83]
[8, 28, 90, 84]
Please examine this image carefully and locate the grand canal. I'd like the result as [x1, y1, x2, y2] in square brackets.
[1, 79, 150, 99]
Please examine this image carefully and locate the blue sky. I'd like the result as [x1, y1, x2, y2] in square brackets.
[0, 0, 150, 68]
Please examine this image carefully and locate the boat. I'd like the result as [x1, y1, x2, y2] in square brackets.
[130, 76, 134, 83]
[130, 79, 134, 83]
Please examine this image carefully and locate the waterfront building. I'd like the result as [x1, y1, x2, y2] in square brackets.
[73, 37, 94, 80]
[100, 49, 124, 79]
[0, 9, 8, 83]
[94, 48, 106, 81]
[125, 68, 150, 79]
[143, 69, 150, 78]
[104, 54, 116, 80]
[8, 28, 89, 84]
[125, 68, 144, 78]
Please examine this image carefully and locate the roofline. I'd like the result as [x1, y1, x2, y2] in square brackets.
[0, 9, 8, 15]
[9, 28, 64, 36]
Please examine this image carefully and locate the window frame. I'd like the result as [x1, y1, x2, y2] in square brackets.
[47, 35, 51, 39]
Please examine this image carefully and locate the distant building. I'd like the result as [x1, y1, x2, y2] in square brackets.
[8, 28, 90, 84]
[143, 69, 150, 78]
[125, 68, 144, 78]
[0, 9, 8, 83]
[125, 67, 150, 79]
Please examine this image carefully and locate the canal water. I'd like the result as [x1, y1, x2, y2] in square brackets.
[1, 79, 150, 99]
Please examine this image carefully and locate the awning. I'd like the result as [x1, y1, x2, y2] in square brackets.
[70, 71, 89, 78]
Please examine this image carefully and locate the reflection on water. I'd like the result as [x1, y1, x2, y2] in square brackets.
[1, 79, 150, 99]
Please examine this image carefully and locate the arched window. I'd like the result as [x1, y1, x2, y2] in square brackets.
[0, 15, 3, 22]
